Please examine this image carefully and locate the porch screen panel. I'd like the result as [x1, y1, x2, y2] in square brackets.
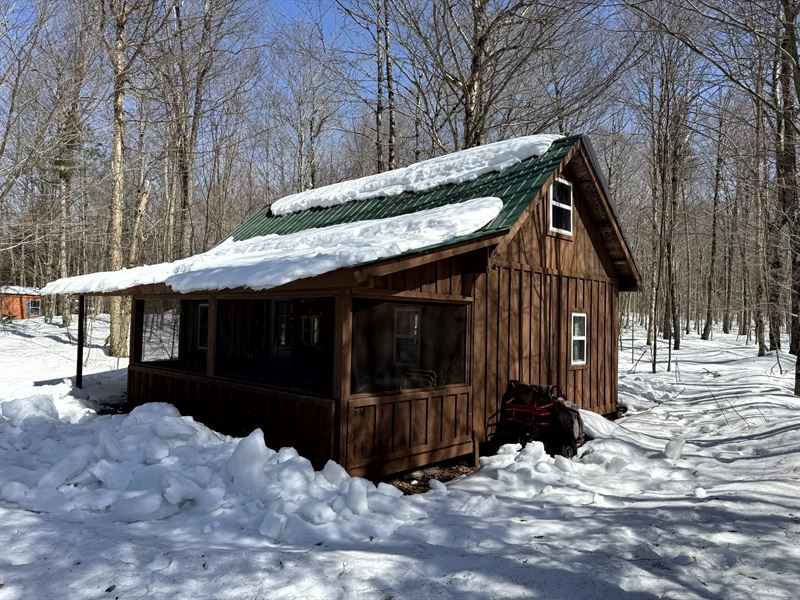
[136, 298, 208, 373]
[215, 297, 334, 395]
[140, 299, 181, 363]
[351, 299, 467, 394]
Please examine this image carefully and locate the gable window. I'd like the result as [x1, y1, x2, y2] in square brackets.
[571, 312, 587, 365]
[549, 178, 573, 235]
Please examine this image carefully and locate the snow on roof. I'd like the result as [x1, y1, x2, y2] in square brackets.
[42, 196, 503, 295]
[0, 285, 41, 296]
[269, 134, 562, 216]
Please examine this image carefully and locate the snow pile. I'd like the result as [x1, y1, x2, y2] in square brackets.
[0, 399, 424, 544]
[42, 196, 502, 295]
[270, 134, 561, 215]
[0, 381, 96, 425]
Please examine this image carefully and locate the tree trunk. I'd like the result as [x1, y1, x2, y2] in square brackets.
[108, 14, 128, 358]
[375, 1, 384, 172]
[723, 189, 736, 334]
[702, 129, 723, 340]
[383, 0, 395, 170]
[58, 169, 71, 329]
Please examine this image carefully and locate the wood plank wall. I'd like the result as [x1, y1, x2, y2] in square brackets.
[470, 267, 618, 440]
[128, 365, 335, 467]
[470, 160, 621, 440]
[346, 385, 472, 477]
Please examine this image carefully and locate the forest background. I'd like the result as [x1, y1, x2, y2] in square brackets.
[0, 0, 798, 393]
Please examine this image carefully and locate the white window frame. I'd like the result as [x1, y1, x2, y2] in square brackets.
[393, 306, 421, 367]
[571, 312, 587, 366]
[27, 299, 41, 318]
[549, 177, 573, 236]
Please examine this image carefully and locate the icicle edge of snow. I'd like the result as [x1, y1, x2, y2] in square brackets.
[269, 134, 562, 216]
[41, 196, 504, 295]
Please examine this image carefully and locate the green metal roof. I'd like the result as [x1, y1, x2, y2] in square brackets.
[231, 136, 580, 254]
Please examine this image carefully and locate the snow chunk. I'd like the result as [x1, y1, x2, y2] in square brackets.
[112, 490, 168, 523]
[90, 459, 133, 490]
[270, 134, 561, 215]
[37, 446, 93, 489]
[1, 394, 59, 426]
[664, 438, 686, 460]
[228, 429, 272, 493]
[346, 478, 370, 515]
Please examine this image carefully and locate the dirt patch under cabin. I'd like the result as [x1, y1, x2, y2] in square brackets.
[385, 458, 479, 495]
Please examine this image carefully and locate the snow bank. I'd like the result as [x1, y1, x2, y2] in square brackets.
[42, 196, 502, 295]
[269, 134, 561, 215]
[0, 396, 425, 544]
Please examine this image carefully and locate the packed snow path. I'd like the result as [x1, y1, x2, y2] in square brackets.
[0, 320, 798, 599]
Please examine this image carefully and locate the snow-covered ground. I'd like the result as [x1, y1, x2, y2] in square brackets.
[0, 318, 799, 599]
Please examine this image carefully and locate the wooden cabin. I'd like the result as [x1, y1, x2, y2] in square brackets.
[0, 286, 41, 320]
[52, 135, 640, 477]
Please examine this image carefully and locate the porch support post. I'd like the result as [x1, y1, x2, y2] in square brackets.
[76, 294, 85, 389]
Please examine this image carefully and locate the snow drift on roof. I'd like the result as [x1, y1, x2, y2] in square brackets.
[41, 197, 503, 295]
[269, 134, 562, 216]
[0, 285, 41, 296]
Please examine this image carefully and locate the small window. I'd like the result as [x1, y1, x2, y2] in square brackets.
[27, 299, 41, 317]
[571, 313, 587, 365]
[549, 178, 573, 235]
[394, 306, 421, 367]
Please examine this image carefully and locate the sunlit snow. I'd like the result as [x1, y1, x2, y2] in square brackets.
[41, 196, 503, 295]
[1, 317, 799, 598]
[269, 134, 562, 216]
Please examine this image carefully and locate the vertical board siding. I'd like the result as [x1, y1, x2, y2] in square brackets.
[128, 366, 334, 466]
[346, 386, 472, 474]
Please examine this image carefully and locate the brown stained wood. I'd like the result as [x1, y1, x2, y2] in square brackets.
[412, 397, 428, 447]
[345, 387, 472, 472]
[509, 268, 520, 383]
[355, 232, 504, 279]
[486, 268, 500, 436]
[521, 270, 531, 384]
[377, 402, 394, 455]
[532, 272, 542, 384]
[451, 257, 462, 298]
[436, 259, 452, 295]
[120, 146, 631, 478]
[352, 288, 471, 303]
[442, 393, 456, 441]
[128, 365, 334, 467]
[422, 262, 437, 294]
[395, 400, 411, 450]
[428, 395, 443, 444]
[472, 272, 487, 439]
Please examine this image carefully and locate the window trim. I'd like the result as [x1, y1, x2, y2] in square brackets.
[571, 312, 587, 366]
[548, 177, 574, 236]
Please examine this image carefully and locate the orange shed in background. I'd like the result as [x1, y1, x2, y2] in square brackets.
[0, 286, 41, 320]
